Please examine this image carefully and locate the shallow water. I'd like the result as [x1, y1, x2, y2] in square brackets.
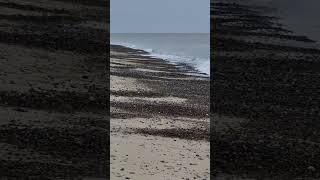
[111, 33, 210, 75]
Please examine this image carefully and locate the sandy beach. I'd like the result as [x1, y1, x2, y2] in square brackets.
[110, 45, 210, 179]
[0, 0, 108, 179]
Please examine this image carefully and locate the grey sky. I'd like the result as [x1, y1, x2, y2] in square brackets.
[111, 0, 210, 33]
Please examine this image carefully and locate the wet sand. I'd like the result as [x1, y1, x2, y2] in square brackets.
[110, 45, 210, 179]
[0, 0, 108, 179]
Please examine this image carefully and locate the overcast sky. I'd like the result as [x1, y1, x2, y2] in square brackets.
[111, 0, 209, 33]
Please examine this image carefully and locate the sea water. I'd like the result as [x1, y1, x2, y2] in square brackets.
[111, 33, 210, 76]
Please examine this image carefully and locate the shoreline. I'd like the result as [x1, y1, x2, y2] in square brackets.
[110, 43, 210, 76]
[110, 44, 210, 179]
[110, 33, 210, 76]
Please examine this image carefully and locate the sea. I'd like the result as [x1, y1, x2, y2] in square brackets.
[110, 33, 210, 76]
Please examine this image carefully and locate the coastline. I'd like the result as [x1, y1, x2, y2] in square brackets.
[110, 33, 211, 76]
[110, 44, 210, 179]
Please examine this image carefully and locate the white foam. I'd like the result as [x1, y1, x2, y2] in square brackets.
[146, 52, 210, 76]
[111, 42, 210, 76]
[111, 41, 137, 49]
